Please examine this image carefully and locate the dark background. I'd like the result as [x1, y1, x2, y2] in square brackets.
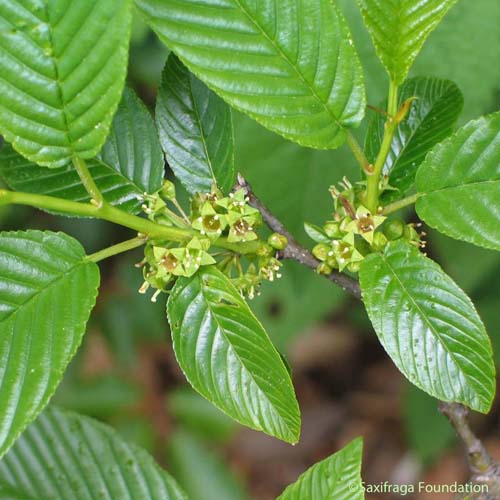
[1, 1, 499, 499]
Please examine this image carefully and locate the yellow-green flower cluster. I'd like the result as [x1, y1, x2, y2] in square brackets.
[305, 178, 423, 275]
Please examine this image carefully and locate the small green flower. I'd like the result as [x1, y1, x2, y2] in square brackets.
[344, 205, 386, 245]
[227, 217, 259, 243]
[259, 257, 282, 282]
[151, 238, 215, 278]
[192, 202, 227, 239]
[332, 233, 364, 271]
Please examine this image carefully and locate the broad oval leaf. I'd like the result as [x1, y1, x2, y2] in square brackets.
[0, 231, 100, 457]
[416, 112, 500, 251]
[136, 0, 366, 149]
[0, 0, 132, 167]
[0, 89, 164, 215]
[356, 0, 458, 84]
[365, 77, 463, 196]
[157, 55, 235, 194]
[167, 266, 301, 444]
[277, 438, 364, 500]
[359, 241, 495, 413]
[0, 406, 187, 499]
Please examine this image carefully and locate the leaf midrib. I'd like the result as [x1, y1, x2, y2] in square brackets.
[196, 272, 296, 437]
[378, 250, 484, 405]
[0, 259, 87, 327]
[38, 2, 73, 152]
[421, 178, 499, 195]
[187, 76, 217, 185]
[231, 0, 344, 129]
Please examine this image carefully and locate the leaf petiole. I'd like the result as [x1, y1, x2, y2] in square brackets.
[382, 193, 421, 215]
[72, 157, 105, 207]
[86, 236, 147, 263]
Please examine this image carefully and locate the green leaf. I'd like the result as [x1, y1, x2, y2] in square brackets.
[359, 241, 495, 413]
[356, 0, 458, 85]
[304, 223, 331, 244]
[0, 230, 100, 457]
[156, 55, 235, 194]
[167, 266, 301, 444]
[0, 88, 164, 214]
[0, 406, 187, 499]
[277, 438, 364, 499]
[0, 0, 133, 167]
[416, 112, 500, 251]
[136, 0, 366, 149]
[0, 142, 141, 214]
[365, 77, 463, 196]
[99, 86, 165, 195]
[167, 429, 248, 500]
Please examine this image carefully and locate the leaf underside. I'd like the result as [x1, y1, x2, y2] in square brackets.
[277, 438, 364, 500]
[0, 406, 187, 500]
[136, 0, 366, 149]
[0, 231, 100, 458]
[156, 54, 235, 194]
[360, 241, 495, 413]
[167, 266, 301, 444]
[356, 0, 459, 84]
[416, 112, 500, 251]
[365, 76, 463, 197]
[0, 0, 132, 167]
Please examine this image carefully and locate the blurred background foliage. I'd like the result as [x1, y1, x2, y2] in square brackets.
[1, 2, 499, 499]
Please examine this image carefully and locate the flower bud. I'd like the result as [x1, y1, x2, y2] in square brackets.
[268, 233, 288, 250]
[312, 243, 330, 261]
[316, 262, 333, 275]
[383, 219, 405, 240]
[323, 222, 342, 238]
[160, 180, 176, 200]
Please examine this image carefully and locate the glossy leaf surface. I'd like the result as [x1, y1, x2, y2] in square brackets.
[0, 406, 186, 499]
[0, 231, 99, 457]
[277, 438, 364, 499]
[356, 0, 458, 84]
[0, 88, 164, 214]
[157, 55, 235, 194]
[416, 112, 500, 251]
[365, 77, 463, 196]
[136, 0, 366, 149]
[167, 266, 301, 444]
[360, 241, 495, 413]
[0, 0, 132, 167]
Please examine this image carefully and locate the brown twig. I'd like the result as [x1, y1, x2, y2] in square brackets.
[439, 402, 500, 498]
[236, 174, 361, 299]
